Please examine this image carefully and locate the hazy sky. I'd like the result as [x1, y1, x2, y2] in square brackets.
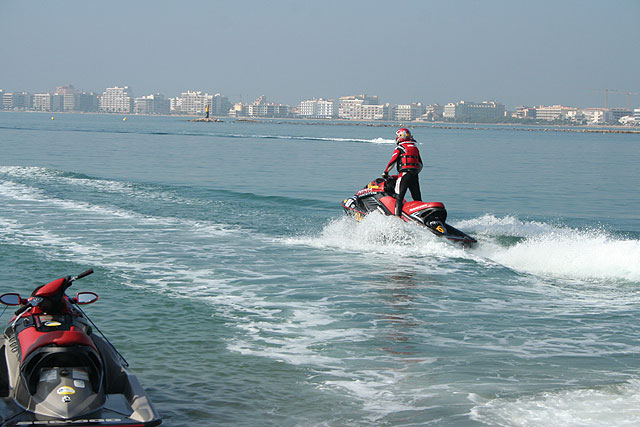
[1, 0, 638, 109]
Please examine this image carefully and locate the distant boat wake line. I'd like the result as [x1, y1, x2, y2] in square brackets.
[292, 214, 640, 283]
[0, 124, 395, 144]
[224, 133, 395, 144]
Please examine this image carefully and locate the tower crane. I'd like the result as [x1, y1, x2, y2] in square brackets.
[590, 89, 640, 109]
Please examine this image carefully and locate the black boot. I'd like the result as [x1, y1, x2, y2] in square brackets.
[395, 197, 403, 217]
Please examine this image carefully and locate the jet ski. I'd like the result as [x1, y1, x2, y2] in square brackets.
[0, 269, 161, 426]
[342, 175, 477, 247]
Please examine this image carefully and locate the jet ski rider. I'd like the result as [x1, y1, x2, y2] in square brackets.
[382, 128, 423, 217]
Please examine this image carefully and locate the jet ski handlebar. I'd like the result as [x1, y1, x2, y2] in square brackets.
[13, 297, 43, 317]
[9, 269, 94, 323]
[71, 268, 94, 283]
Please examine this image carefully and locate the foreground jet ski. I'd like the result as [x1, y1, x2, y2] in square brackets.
[0, 269, 161, 426]
[342, 176, 477, 247]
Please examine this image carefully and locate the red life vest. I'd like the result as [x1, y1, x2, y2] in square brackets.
[398, 142, 423, 172]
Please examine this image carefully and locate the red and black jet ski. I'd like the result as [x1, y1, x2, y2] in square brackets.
[0, 269, 161, 426]
[342, 175, 477, 247]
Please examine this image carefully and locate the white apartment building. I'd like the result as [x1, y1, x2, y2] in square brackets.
[98, 86, 134, 113]
[581, 108, 614, 125]
[32, 93, 53, 111]
[245, 104, 290, 117]
[62, 94, 77, 111]
[170, 97, 181, 113]
[173, 91, 212, 115]
[393, 103, 425, 121]
[534, 105, 576, 121]
[299, 98, 337, 118]
[443, 101, 505, 121]
[340, 103, 388, 121]
[338, 95, 388, 120]
[2, 92, 32, 110]
[230, 95, 288, 118]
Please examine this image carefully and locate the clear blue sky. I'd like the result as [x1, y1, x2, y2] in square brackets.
[1, 0, 638, 109]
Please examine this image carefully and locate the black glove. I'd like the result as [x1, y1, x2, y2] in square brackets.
[381, 172, 389, 179]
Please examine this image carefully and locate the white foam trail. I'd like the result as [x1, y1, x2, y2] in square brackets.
[456, 214, 557, 238]
[0, 166, 206, 208]
[292, 213, 640, 283]
[484, 231, 640, 282]
[458, 215, 640, 283]
[223, 133, 396, 144]
[0, 177, 234, 237]
[470, 379, 640, 427]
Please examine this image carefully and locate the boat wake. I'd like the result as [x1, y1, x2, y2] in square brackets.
[298, 213, 640, 284]
[224, 133, 395, 145]
[463, 215, 640, 283]
[470, 378, 640, 427]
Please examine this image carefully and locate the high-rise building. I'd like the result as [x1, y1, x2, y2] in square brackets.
[443, 101, 505, 122]
[172, 91, 212, 115]
[299, 98, 338, 118]
[169, 97, 181, 113]
[54, 85, 80, 111]
[98, 86, 134, 113]
[76, 92, 99, 112]
[2, 92, 32, 110]
[51, 94, 65, 112]
[212, 93, 232, 116]
[32, 93, 53, 111]
[134, 93, 170, 115]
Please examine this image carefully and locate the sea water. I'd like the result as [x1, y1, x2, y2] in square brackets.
[0, 112, 639, 426]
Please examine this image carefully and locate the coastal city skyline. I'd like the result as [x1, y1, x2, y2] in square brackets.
[2, 83, 639, 126]
[1, 1, 638, 110]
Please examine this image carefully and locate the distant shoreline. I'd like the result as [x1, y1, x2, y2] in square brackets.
[2, 110, 639, 135]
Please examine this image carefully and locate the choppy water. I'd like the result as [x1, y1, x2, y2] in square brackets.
[1, 112, 639, 426]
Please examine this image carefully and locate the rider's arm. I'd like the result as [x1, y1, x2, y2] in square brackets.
[383, 148, 400, 174]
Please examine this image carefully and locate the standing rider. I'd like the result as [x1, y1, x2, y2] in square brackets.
[382, 128, 423, 217]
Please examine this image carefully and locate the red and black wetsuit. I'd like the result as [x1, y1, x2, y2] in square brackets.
[383, 140, 423, 216]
